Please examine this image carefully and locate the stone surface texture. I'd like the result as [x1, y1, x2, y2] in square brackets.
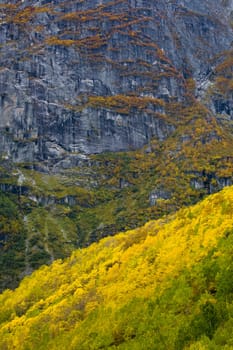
[0, 0, 232, 164]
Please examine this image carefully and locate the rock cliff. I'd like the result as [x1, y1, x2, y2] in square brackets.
[0, 0, 232, 165]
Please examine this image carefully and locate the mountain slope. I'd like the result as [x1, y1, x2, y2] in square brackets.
[0, 0, 233, 291]
[0, 186, 232, 349]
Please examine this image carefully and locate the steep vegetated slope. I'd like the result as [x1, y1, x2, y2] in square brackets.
[0, 0, 233, 291]
[0, 186, 232, 349]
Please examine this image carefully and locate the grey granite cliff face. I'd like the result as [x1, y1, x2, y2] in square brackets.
[0, 0, 232, 164]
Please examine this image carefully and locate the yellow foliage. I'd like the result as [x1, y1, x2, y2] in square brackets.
[72, 94, 166, 115]
[0, 187, 233, 349]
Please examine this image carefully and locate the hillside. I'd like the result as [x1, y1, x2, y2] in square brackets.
[0, 186, 232, 349]
[1, 0, 233, 292]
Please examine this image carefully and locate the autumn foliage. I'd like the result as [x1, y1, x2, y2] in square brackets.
[0, 186, 232, 349]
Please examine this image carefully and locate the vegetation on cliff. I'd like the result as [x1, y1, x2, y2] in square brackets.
[0, 95, 233, 291]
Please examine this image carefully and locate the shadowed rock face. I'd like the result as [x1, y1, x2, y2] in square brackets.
[0, 0, 232, 163]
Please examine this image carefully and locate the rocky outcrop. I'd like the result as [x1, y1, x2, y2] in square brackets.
[190, 172, 233, 194]
[0, 0, 232, 164]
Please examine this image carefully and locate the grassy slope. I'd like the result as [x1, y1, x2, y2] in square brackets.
[0, 186, 232, 349]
